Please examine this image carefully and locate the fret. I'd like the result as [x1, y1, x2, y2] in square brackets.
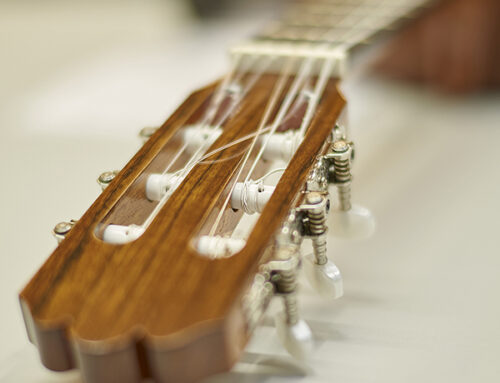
[251, 0, 429, 52]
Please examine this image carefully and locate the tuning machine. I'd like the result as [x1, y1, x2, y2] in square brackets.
[322, 128, 375, 240]
[263, 235, 314, 361]
[298, 192, 344, 300]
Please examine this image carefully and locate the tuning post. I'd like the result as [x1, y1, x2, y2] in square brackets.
[97, 170, 119, 191]
[270, 247, 313, 361]
[265, 230, 313, 361]
[52, 220, 77, 243]
[299, 193, 344, 299]
[138, 127, 158, 143]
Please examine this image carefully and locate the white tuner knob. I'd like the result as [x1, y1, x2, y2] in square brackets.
[274, 312, 313, 361]
[303, 254, 343, 299]
[328, 204, 375, 240]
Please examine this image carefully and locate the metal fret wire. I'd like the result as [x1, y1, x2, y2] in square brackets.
[261, 0, 427, 47]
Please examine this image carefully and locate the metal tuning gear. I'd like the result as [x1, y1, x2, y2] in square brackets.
[265, 213, 313, 361]
[324, 125, 375, 240]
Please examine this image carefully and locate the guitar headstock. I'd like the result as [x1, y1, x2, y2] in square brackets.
[20, 54, 374, 383]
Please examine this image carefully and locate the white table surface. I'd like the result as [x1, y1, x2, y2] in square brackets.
[1, 1, 499, 382]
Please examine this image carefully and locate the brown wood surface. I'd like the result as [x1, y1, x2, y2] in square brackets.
[20, 74, 346, 383]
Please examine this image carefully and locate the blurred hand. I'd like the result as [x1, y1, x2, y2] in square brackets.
[373, 0, 500, 92]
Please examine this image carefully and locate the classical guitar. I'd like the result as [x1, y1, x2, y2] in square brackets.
[20, 1, 429, 382]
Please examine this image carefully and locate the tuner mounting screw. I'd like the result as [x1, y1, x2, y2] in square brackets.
[332, 140, 348, 153]
[53, 220, 76, 243]
[97, 170, 118, 191]
[139, 127, 158, 143]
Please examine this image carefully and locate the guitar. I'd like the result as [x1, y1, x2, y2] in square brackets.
[19, 1, 429, 382]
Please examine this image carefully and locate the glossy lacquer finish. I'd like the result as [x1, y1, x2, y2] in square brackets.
[20, 75, 346, 383]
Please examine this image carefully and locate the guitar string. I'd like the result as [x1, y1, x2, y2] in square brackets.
[202, 54, 256, 126]
[140, 0, 415, 233]
[178, 56, 276, 174]
[201, 0, 370, 237]
[159, 53, 259, 178]
[207, 55, 320, 236]
[207, 57, 297, 237]
[141, 55, 276, 230]
[336, 0, 423, 51]
[179, 0, 422, 240]
[317, 0, 401, 51]
[195, 86, 312, 165]
[145, 0, 375, 231]
[243, 57, 318, 184]
[297, 55, 334, 137]
[276, 0, 388, 51]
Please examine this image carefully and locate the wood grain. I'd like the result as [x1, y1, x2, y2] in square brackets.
[20, 74, 346, 383]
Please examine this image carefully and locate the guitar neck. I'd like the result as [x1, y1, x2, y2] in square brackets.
[233, 0, 430, 72]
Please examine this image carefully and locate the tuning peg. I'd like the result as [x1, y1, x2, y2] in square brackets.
[97, 170, 119, 191]
[303, 254, 343, 299]
[274, 312, 313, 361]
[328, 204, 375, 240]
[265, 242, 313, 361]
[138, 127, 158, 143]
[325, 138, 375, 240]
[52, 220, 76, 243]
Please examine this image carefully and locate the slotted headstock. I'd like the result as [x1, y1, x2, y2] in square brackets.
[20, 62, 355, 381]
[18, 0, 438, 380]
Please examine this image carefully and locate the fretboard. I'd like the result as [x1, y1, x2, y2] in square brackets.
[232, 0, 430, 76]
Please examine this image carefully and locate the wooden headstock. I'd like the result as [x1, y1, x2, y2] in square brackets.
[20, 70, 348, 383]
[18, 0, 436, 380]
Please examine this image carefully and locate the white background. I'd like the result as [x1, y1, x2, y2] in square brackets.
[1, 1, 499, 382]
